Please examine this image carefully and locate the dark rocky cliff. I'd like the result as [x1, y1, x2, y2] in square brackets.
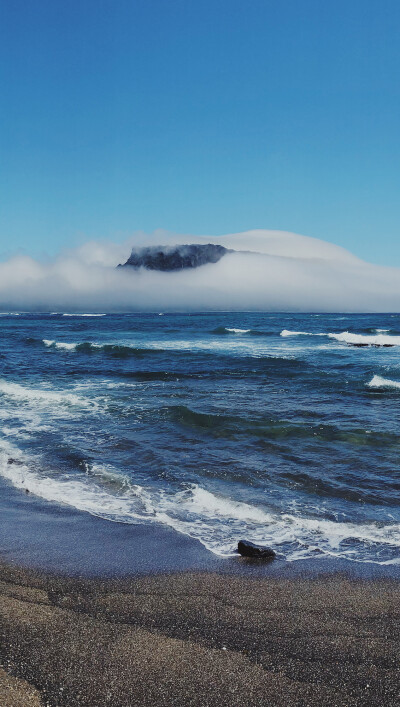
[119, 244, 229, 272]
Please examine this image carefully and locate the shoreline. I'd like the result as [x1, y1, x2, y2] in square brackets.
[2, 481, 400, 582]
[2, 559, 400, 705]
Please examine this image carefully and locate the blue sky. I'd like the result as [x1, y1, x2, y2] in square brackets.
[1, 0, 399, 264]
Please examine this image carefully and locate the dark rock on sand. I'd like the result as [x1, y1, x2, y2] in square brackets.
[119, 243, 229, 272]
[237, 540, 276, 559]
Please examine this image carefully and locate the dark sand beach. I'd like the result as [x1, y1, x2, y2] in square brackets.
[2, 488, 400, 705]
[2, 559, 400, 706]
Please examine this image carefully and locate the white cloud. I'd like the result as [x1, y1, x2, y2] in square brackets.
[0, 229, 399, 312]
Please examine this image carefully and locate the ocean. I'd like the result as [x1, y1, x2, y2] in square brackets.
[1, 311, 400, 568]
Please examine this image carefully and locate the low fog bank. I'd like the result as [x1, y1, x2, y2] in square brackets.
[0, 229, 399, 312]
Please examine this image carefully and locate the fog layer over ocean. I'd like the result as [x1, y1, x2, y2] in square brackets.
[1, 312, 400, 566]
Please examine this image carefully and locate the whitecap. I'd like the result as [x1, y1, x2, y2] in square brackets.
[0, 379, 97, 410]
[43, 339, 77, 350]
[329, 332, 400, 346]
[367, 375, 400, 390]
[280, 329, 322, 337]
[62, 313, 106, 317]
[280, 329, 400, 347]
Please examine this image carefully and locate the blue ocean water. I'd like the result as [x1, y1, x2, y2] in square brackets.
[1, 311, 400, 566]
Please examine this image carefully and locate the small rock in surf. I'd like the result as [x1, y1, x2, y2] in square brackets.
[237, 540, 276, 560]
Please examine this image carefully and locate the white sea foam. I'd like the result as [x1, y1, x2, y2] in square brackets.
[41, 337, 295, 360]
[328, 332, 400, 346]
[225, 328, 251, 334]
[1, 444, 399, 564]
[0, 379, 97, 410]
[281, 329, 311, 337]
[43, 339, 77, 350]
[62, 313, 106, 317]
[0, 459, 144, 521]
[159, 486, 400, 560]
[151, 338, 285, 358]
[280, 329, 400, 347]
[280, 329, 324, 337]
[367, 375, 400, 390]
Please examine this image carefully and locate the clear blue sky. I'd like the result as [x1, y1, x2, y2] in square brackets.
[1, 0, 399, 264]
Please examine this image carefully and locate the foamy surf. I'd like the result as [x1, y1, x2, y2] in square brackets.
[280, 329, 318, 337]
[0, 453, 148, 523]
[280, 329, 400, 347]
[1, 442, 399, 565]
[368, 375, 400, 390]
[43, 339, 77, 350]
[0, 379, 97, 410]
[328, 332, 400, 346]
[41, 337, 294, 360]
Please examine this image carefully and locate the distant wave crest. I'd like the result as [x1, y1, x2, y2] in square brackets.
[280, 329, 316, 337]
[328, 332, 400, 347]
[280, 329, 400, 347]
[368, 375, 400, 390]
[42, 339, 164, 357]
[212, 326, 267, 336]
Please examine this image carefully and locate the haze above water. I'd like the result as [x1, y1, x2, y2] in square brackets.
[2, 229, 400, 312]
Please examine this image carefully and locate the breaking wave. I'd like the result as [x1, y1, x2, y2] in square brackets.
[1, 442, 399, 563]
[280, 329, 319, 337]
[212, 326, 251, 334]
[43, 339, 76, 351]
[42, 340, 165, 357]
[368, 375, 400, 390]
[280, 329, 400, 347]
[328, 332, 400, 346]
[40, 337, 296, 361]
[0, 379, 97, 410]
[212, 326, 266, 336]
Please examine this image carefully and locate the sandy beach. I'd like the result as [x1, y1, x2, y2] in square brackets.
[1, 560, 400, 706]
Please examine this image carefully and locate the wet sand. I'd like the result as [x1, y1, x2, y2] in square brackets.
[1, 560, 400, 706]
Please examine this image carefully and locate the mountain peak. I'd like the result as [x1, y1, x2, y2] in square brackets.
[119, 243, 229, 272]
